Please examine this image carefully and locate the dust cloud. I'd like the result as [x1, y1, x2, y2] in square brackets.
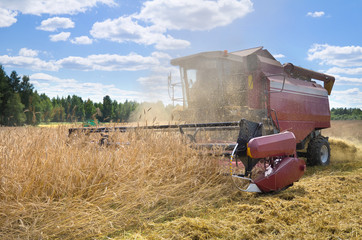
[177, 58, 252, 123]
[323, 120, 362, 161]
[323, 120, 362, 144]
[128, 101, 175, 125]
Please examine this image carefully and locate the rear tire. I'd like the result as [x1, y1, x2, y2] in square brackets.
[307, 137, 330, 166]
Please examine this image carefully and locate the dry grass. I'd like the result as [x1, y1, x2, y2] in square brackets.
[0, 121, 361, 239]
[120, 137, 362, 240]
[0, 127, 231, 239]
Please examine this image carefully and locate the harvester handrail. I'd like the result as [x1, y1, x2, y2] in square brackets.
[266, 74, 286, 93]
[270, 109, 280, 133]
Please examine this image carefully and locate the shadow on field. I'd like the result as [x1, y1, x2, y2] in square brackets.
[261, 186, 308, 199]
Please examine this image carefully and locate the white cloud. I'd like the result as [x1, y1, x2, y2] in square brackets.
[90, 16, 190, 50]
[90, 0, 252, 50]
[326, 74, 362, 85]
[308, 44, 362, 107]
[30, 73, 65, 82]
[330, 88, 362, 108]
[19, 48, 38, 57]
[137, 74, 180, 104]
[326, 67, 362, 75]
[155, 35, 191, 50]
[136, 51, 183, 103]
[0, 55, 59, 71]
[37, 17, 75, 31]
[70, 36, 93, 45]
[0, 8, 17, 27]
[50, 32, 71, 42]
[307, 11, 325, 18]
[0, 0, 116, 15]
[308, 44, 362, 67]
[137, 0, 254, 31]
[58, 53, 160, 71]
[0, 1, 116, 30]
[137, 52, 178, 88]
[273, 54, 285, 59]
[151, 51, 172, 60]
[137, 75, 168, 90]
[90, 16, 157, 43]
[0, 50, 163, 72]
[30, 73, 143, 103]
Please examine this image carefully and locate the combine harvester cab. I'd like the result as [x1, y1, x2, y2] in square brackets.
[170, 47, 335, 192]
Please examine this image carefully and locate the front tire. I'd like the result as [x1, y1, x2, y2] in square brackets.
[307, 137, 331, 166]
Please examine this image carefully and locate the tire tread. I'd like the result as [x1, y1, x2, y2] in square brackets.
[307, 136, 331, 166]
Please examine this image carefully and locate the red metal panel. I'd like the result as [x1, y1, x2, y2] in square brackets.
[247, 131, 296, 159]
[268, 76, 330, 142]
[254, 157, 306, 192]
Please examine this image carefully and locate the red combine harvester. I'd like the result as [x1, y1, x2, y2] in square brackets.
[69, 47, 335, 193]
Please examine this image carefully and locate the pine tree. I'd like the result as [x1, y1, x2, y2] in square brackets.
[84, 99, 96, 120]
[102, 95, 113, 122]
[9, 71, 21, 92]
[39, 93, 53, 122]
[4, 93, 25, 126]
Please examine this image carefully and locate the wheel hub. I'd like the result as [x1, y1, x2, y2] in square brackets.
[320, 145, 329, 164]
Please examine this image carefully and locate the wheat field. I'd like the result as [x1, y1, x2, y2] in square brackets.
[0, 121, 361, 239]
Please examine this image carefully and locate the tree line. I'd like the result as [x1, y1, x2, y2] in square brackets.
[0, 66, 139, 126]
[331, 107, 362, 120]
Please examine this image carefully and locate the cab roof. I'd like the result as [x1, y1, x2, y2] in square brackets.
[170, 46, 277, 66]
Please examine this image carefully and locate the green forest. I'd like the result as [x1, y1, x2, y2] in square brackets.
[0, 66, 139, 126]
[331, 107, 362, 120]
[0, 65, 361, 126]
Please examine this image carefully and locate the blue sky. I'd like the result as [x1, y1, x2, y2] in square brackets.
[0, 0, 361, 108]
